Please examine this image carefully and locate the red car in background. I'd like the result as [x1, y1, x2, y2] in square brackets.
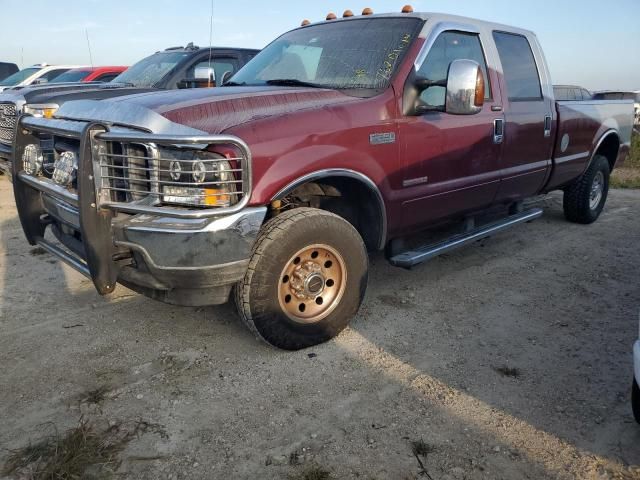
[49, 66, 127, 84]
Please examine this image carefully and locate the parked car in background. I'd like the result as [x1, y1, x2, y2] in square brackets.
[0, 62, 19, 81]
[634, 91, 640, 127]
[553, 85, 592, 101]
[0, 45, 258, 175]
[9, 11, 635, 349]
[48, 66, 128, 84]
[634, 317, 640, 424]
[593, 91, 640, 127]
[0, 64, 86, 92]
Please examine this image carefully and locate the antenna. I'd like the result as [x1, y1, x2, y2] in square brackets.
[85, 29, 94, 67]
[20, 47, 24, 68]
[207, 0, 214, 87]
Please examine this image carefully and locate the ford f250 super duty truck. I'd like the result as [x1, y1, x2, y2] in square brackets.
[11, 11, 634, 350]
[0, 45, 258, 175]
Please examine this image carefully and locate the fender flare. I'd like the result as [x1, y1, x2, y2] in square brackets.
[583, 129, 620, 174]
[271, 168, 387, 250]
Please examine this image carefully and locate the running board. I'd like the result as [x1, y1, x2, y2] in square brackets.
[389, 208, 543, 269]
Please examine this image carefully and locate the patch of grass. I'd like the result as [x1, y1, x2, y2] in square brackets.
[493, 365, 521, 378]
[288, 464, 332, 480]
[411, 439, 435, 457]
[612, 133, 640, 189]
[2, 420, 125, 479]
[2, 418, 168, 480]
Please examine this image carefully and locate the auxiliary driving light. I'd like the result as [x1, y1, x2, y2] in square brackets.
[52, 151, 77, 186]
[169, 160, 182, 181]
[22, 144, 43, 175]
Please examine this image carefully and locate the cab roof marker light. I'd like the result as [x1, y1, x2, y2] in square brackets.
[301, 19, 311, 26]
[343, 10, 354, 18]
[362, 7, 374, 15]
[402, 5, 414, 13]
[326, 12, 337, 20]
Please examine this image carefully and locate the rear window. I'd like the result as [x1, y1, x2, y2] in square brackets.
[493, 31, 542, 101]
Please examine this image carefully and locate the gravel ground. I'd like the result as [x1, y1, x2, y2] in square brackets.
[0, 178, 639, 480]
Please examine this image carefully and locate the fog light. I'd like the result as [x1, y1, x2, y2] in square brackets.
[52, 151, 77, 186]
[22, 144, 43, 175]
[169, 161, 182, 181]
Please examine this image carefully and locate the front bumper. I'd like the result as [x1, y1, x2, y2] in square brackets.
[634, 340, 640, 383]
[0, 142, 11, 178]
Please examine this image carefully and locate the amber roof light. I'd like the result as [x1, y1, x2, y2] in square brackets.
[343, 9, 354, 17]
[362, 7, 374, 15]
[326, 12, 337, 20]
[301, 19, 311, 26]
[402, 5, 414, 13]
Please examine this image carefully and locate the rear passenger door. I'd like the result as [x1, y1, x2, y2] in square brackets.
[492, 31, 554, 202]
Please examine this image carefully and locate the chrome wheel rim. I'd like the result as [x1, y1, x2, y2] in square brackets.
[589, 171, 604, 210]
[278, 244, 347, 324]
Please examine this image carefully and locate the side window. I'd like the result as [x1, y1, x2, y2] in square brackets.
[95, 73, 119, 82]
[492, 32, 542, 101]
[43, 68, 70, 81]
[417, 31, 491, 109]
[188, 57, 240, 83]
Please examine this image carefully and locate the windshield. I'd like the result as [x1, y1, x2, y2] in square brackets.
[230, 17, 423, 92]
[0, 67, 41, 86]
[111, 51, 190, 87]
[49, 69, 91, 83]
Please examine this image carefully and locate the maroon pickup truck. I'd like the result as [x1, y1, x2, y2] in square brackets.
[12, 11, 634, 350]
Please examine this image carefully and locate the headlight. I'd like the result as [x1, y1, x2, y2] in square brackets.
[159, 148, 237, 208]
[22, 144, 43, 175]
[52, 151, 77, 186]
[23, 103, 59, 119]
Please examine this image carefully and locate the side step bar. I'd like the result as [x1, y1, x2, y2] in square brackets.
[36, 237, 91, 279]
[389, 208, 543, 269]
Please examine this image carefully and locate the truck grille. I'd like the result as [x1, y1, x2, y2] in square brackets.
[97, 140, 246, 208]
[0, 102, 17, 145]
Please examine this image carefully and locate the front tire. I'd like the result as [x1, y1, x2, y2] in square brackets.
[563, 155, 610, 224]
[235, 208, 368, 350]
[633, 377, 640, 424]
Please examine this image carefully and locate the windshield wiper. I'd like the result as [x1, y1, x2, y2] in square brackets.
[224, 81, 247, 87]
[265, 79, 324, 88]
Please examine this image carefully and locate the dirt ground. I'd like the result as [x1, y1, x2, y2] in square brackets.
[1, 178, 639, 480]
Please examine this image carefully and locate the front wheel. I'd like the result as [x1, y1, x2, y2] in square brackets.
[235, 208, 368, 350]
[563, 154, 610, 224]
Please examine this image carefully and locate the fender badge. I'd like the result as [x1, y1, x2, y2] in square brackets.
[369, 132, 396, 145]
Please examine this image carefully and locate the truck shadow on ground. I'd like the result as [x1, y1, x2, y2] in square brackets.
[1, 189, 639, 479]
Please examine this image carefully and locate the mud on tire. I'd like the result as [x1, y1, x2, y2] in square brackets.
[563, 154, 610, 224]
[234, 207, 368, 350]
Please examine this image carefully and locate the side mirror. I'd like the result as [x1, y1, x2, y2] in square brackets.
[221, 70, 233, 86]
[194, 65, 216, 87]
[444, 59, 485, 115]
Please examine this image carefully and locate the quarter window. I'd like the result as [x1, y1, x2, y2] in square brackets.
[417, 31, 491, 109]
[493, 32, 542, 101]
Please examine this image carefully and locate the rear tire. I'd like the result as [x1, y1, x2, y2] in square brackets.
[633, 377, 640, 424]
[235, 207, 368, 350]
[563, 155, 610, 224]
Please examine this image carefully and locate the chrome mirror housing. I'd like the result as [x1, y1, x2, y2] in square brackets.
[445, 59, 485, 115]
[194, 66, 215, 84]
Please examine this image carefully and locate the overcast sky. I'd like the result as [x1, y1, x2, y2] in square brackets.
[0, 0, 638, 91]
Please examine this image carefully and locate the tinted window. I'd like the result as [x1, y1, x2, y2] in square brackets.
[49, 70, 90, 83]
[493, 32, 542, 101]
[112, 51, 191, 87]
[231, 18, 423, 92]
[94, 73, 119, 82]
[417, 31, 491, 108]
[0, 67, 41, 86]
[42, 69, 70, 81]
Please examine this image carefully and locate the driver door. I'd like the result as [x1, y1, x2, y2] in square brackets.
[398, 29, 504, 228]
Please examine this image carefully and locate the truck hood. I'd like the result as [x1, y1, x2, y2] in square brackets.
[0, 83, 155, 107]
[104, 86, 357, 134]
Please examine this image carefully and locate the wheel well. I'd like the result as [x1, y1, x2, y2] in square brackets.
[275, 177, 385, 251]
[595, 132, 620, 171]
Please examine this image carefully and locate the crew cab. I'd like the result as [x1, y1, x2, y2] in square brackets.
[0, 64, 86, 92]
[0, 45, 259, 175]
[11, 11, 634, 350]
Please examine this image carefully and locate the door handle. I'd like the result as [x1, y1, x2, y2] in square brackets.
[544, 115, 552, 137]
[493, 118, 504, 144]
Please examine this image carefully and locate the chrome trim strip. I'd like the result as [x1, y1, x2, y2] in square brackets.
[272, 168, 387, 249]
[554, 151, 590, 164]
[414, 22, 480, 70]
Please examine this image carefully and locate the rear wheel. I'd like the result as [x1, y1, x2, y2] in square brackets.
[563, 155, 610, 224]
[235, 208, 368, 350]
[633, 377, 640, 424]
